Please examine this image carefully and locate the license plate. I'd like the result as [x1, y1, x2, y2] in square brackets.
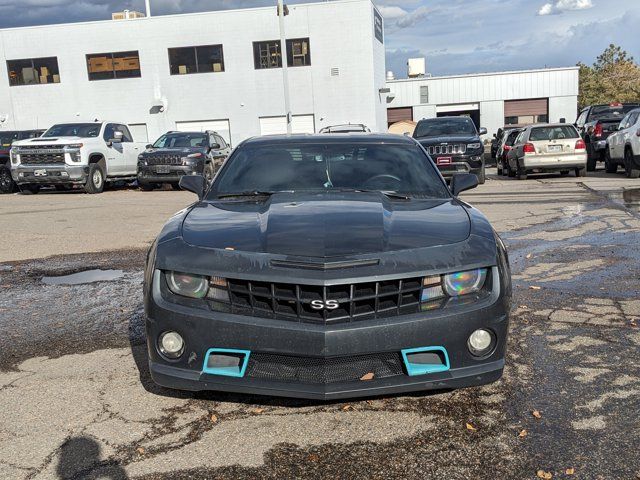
[548, 145, 562, 153]
[34, 169, 47, 176]
[155, 166, 170, 174]
[437, 157, 452, 165]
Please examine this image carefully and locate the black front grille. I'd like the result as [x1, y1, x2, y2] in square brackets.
[20, 151, 65, 165]
[221, 277, 422, 324]
[147, 154, 183, 165]
[245, 352, 405, 384]
[427, 144, 467, 155]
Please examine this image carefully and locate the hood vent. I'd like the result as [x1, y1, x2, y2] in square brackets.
[270, 258, 380, 270]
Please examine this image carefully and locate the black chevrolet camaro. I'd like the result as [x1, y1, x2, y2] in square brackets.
[144, 133, 512, 400]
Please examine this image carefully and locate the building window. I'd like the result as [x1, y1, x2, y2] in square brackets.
[419, 85, 429, 104]
[168, 45, 225, 75]
[504, 116, 519, 126]
[286, 38, 311, 67]
[86, 51, 141, 81]
[505, 114, 549, 126]
[7, 57, 60, 86]
[254, 40, 282, 69]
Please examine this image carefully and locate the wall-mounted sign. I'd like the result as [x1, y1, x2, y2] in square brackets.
[374, 8, 383, 44]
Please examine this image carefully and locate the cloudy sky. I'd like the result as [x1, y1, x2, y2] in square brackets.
[0, 0, 638, 77]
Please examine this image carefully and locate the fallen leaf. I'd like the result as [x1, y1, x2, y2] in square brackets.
[136, 447, 145, 455]
[526, 253, 533, 259]
[210, 414, 218, 423]
[308, 453, 319, 462]
[532, 410, 542, 419]
[342, 404, 352, 411]
[565, 467, 575, 475]
[252, 408, 265, 414]
[530, 286, 542, 290]
[360, 372, 375, 381]
[465, 423, 476, 431]
[536, 470, 552, 479]
[518, 429, 528, 438]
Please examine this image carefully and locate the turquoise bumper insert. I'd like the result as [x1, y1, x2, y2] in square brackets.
[202, 348, 251, 377]
[401, 346, 450, 376]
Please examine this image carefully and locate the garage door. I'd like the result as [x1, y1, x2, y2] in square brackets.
[387, 107, 413, 126]
[129, 123, 148, 143]
[504, 99, 548, 126]
[175, 120, 231, 144]
[259, 115, 315, 135]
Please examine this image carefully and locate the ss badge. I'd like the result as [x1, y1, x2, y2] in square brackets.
[310, 299, 340, 310]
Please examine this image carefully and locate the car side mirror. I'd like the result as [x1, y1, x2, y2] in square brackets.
[478, 127, 487, 135]
[450, 173, 478, 196]
[145, 144, 153, 149]
[179, 175, 206, 200]
[210, 143, 221, 150]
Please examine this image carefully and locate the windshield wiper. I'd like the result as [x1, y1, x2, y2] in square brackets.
[215, 190, 292, 199]
[338, 189, 410, 200]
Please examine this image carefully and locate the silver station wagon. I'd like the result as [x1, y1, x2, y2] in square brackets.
[506, 124, 587, 180]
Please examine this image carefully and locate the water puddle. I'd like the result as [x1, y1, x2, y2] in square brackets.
[42, 269, 124, 285]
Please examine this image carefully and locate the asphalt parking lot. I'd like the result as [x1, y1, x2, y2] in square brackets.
[1, 170, 639, 480]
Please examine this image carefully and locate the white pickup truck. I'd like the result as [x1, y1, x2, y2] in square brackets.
[10, 121, 146, 194]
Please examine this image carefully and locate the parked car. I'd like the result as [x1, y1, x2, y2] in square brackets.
[413, 116, 488, 183]
[496, 128, 523, 176]
[137, 131, 231, 190]
[575, 102, 640, 171]
[143, 133, 512, 400]
[10, 122, 146, 194]
[605, 107, 640, 178]
[506, 124, 587, 180]
[0, 129, 45, 193]
[490, 128, 505, 160]
[319, 124, 371, 133]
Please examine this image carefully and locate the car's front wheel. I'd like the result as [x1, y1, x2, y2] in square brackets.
[0, 166, 16, 194]
[84, 163, 105, 194]
[476, 166, 486, 184]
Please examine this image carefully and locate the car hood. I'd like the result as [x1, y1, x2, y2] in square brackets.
[12, 136, 84, 147]
[181, 192, 471, 257]
[415, 135, 479, 146]
[142, 147, 206, 156]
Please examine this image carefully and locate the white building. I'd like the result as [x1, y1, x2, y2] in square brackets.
[0, 0, 387, 145]
[386, 66, 579, 138]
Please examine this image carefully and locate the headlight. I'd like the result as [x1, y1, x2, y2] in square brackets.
[138, 154, 145, 161]
[10, 150, 19, 165]
[167, 271, 209, 299]
[443, 268, 487, 296]
[467, 142, 482, 150]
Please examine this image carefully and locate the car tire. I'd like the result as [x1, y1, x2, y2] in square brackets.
[18, 184, 40, 195]
[516, 160, 527, 180]
[204, 162, 215, 185]
[586, 155, 597, 172]
[171, 183, 182, 191]
[575, 167, 586, 177]
[604, 149, 618, 174]
[477, 166, 486, 184]
[507, 161, 515, 178]
[624, 148, 640, 179]
[139, 182, 158, 191]
[560, 170, 570, 176]
[496, 161, 502, 176]
[84, 163, 105, 194]
[0, 166, 16, 194]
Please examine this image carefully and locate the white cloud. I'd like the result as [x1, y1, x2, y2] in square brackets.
[377, 5, 408, 19]
[538, 0, 594, 16]
[380, 4, 429, 30]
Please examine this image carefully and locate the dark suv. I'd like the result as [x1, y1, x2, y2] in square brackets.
[137, 131, 230, 190]
[0, 129, 45, 193]
[413, 117, 487, 183]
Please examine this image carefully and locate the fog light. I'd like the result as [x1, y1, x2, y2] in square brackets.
[468, 329, 494, 356]
[159, 331, 184, 359]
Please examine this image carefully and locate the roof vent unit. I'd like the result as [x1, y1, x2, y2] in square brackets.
[386, 70, 395, 81]
[407, 58, 426, 78]
[331, 67, 340, 77]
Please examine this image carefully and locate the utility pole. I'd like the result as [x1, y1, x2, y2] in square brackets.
[145, 0, 151, 17]
[277, 0, 292, 134]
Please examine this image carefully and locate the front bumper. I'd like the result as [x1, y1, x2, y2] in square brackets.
[138, 165, 201, 184]
[146, 267, 509, 400]
[11, 164, 87, 184]
[432, 154, 484, 178]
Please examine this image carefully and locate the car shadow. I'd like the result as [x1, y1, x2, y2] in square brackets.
[56, 436, 128, 480]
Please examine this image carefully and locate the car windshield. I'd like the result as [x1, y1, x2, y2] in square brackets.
[0, 131, 19, 147]
[153, 133, 208, 148]
[413, 118, 476, 138]
[529, 126, 579, 141]
[210, 143, 450, 199]
[590, 105, 638, 121]
[43, 123, 101, 138]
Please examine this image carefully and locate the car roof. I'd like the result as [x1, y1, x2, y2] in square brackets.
[524, 123, 577, 129]
[241, 133, 415, 146]
[418, 116, 472, 122]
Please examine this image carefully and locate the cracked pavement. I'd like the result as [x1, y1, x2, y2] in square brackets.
[1, 170, 639, 479]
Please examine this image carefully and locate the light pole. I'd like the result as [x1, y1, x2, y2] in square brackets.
[145, 0, 151, 17]
[277, 0, 292, 134]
